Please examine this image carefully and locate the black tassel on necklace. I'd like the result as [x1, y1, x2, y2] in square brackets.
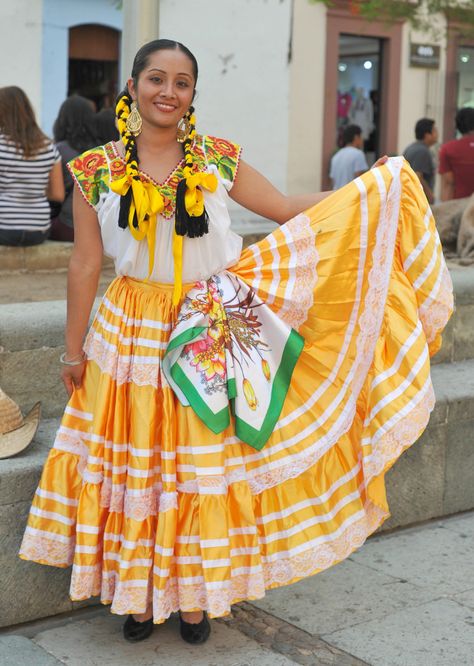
[175, 179, 209, 238]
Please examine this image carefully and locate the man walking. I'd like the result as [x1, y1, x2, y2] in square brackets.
[329, 124, 368, 190]
[439, 107, 474, 201]
[403, 118, 438, 204]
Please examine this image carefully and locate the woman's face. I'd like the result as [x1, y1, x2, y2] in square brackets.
[128, 48, 195, 133]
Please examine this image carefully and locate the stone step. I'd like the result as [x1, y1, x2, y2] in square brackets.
[0, 231, 269, 276]
[384, 359, 474, 530]
[432, 267, 474, 365]
[0, 299, 101, 418]
[0, 241, 74, 273]
[1, 359, 473, 628]
[0, 419, 93, 629]
[0, 268, 472, 417]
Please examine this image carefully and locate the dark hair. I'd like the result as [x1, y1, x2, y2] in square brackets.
[415, 118, 435, 140]
[455, 107, 474, 135]
[94, 107, 119, 144]
[0, 86, 49, 157]
[53, 95, 97, 153]
[343, 125, 362, 146]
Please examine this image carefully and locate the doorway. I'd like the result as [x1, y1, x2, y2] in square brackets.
[337, 35, 383, 165]
[68, 24, 120, 110]
[322, 6, 402, 190]
[456, 46, 474, 110]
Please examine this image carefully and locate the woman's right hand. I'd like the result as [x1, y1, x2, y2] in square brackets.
[61, 361, 86, 397]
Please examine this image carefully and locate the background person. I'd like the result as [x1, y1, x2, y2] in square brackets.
[329, 124, 368, 189]
[50, 95, 98, 241]
[94, 106, 120, 145]
[439, 107, 474, 201]
[403, 117, 438, 204]
[0, 86, 64, 246]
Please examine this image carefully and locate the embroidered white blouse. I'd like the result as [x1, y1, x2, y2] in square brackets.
[68, 135, 243, 283]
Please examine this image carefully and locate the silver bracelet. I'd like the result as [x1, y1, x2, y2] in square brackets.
[60, 351, 86, 366]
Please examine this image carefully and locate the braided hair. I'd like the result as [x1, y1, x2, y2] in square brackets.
[175, 105, 210, 238]
[115, 90, 142, 231]
[115, 39, 210, 238]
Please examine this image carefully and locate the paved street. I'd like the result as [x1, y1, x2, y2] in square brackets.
[1, 511, 473, 665]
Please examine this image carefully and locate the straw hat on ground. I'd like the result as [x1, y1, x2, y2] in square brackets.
[0, 388, 40, 459]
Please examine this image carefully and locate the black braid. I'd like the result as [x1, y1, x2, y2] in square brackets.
[175, 107, 209, 239]
[116, 90, 141, 230]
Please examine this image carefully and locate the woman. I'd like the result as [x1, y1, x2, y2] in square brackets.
[0, 86, 64, 246]
[20, 40, 452, 646]
[50, 95, 98, 242]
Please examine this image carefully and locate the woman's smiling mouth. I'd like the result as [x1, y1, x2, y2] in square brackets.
[155, 102, 177, 112]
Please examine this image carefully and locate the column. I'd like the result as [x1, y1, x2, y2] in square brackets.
[120, 0, 160, 84]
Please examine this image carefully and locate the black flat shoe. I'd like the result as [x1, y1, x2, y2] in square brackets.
[179, 611, 211, 645]
[123, 614, 154, 642]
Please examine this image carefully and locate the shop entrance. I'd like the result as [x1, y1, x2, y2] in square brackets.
[68, 24, 120, 110]
[444, 32, 474, 141]
[322, 6, 402, 191]
[456, 46, 474, 111]
[337, 35, 383, 165]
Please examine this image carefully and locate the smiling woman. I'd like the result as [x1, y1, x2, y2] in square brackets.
[19, 38, 453, 651]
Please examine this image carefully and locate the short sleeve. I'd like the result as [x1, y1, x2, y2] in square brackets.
[52, 144, 62, 164]
[67, 146, 109, 211]
[438, 144, 452, 175]
[202, 135, 242, 191]
[329, 156, 335, 179]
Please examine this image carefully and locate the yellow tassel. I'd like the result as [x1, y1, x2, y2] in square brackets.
[172, 232, 184, 305]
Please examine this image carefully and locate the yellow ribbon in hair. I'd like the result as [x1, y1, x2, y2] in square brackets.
[183, 172, 218, 216]
[110, 175, 165, 278]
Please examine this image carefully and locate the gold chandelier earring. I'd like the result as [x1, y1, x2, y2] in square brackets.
[176, 114, 191, 143]
[126, 101, 142, 136]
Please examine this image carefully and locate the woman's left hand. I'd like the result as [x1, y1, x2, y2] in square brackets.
[372, 155, 389, 169]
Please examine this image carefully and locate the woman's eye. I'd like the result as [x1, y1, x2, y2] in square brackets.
[151, 77, 162, 83]
[177, 81, 190, 88]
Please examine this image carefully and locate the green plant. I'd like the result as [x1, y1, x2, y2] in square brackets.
[308, 1, 474, 39]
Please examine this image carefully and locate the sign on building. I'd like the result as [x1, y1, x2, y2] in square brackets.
[409, 43, 440, 69]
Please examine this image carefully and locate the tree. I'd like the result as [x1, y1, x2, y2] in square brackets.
[309, 1, 474, 39]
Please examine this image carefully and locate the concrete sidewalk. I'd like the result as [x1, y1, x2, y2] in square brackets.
[1, 511, 473, 666]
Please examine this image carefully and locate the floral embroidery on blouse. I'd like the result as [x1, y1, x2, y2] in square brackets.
[68, 148, 109, 208]
[203, 136, 242, 184]
[68, 136, 241, 216]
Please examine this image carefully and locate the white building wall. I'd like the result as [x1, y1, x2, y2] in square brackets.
[0, 0, 43, 124]
[156, 0, 292, 230]
[42, 0, 122, 137]
[287, 1, 327, 194]
[397, 16, 447, 155]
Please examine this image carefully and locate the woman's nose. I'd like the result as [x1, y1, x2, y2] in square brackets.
[160, 81, 175, 98]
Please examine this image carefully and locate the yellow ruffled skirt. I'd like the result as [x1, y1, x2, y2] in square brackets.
[20, 158, 453, 622]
